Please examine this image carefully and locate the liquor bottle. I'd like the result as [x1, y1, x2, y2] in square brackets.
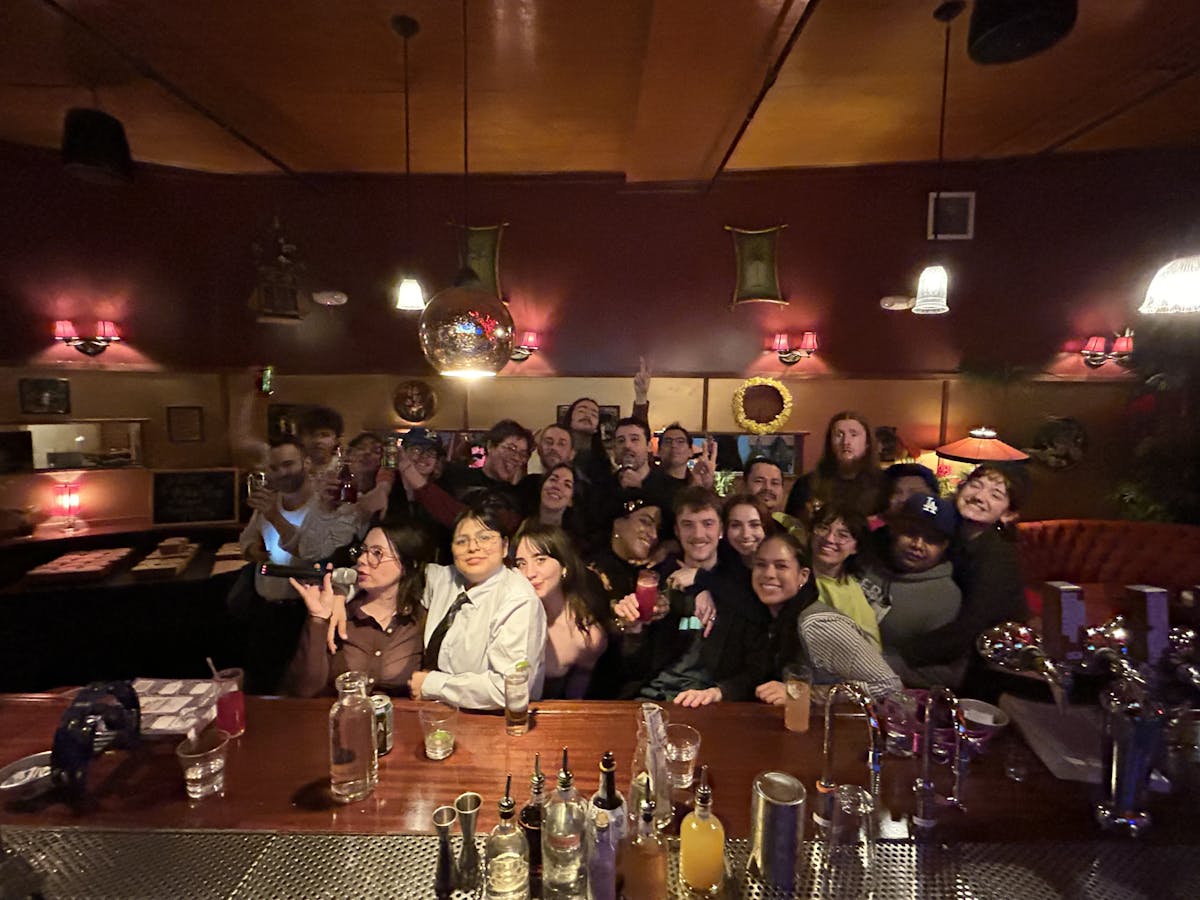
[382, 436, 399, 470]
[542, 748, 587, 899]
[679, 766, 725, 896]
[519, 753, 547, 895]
[328, 671, 377, 802]
[617, 800, 666, 900]
[586, 811, 616, 900]
[589, 750, 627, 844]
[487, 775, 531, 900]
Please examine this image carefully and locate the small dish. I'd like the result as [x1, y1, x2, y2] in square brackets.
[0, 751, 55, 802]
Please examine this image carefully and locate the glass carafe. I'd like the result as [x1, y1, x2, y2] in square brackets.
[329, 671, 378, 803]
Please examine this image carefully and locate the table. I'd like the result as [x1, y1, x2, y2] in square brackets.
[2, 694, 1196, 844]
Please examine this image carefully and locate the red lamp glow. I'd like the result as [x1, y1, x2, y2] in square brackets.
[1111, 333, 1133, 356]
[509, 330, 542, 362]
[797, 331, 819, 354]
[771, 332, 790, 353]
[771, 330, 818, 364]
[96, 320, 121, 341]
[1082, 336, 1107, 355]
[54, 320, 79, 341]
[520, 331, 540, 352]
[50, 318, 122, 356]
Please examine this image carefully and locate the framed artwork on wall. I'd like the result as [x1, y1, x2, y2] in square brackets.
[19, 378, 71, 415]
[167, 405, 204, 443]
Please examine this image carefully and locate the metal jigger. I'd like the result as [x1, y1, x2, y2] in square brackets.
[432, 805, 458, 900]
[454, 791, 483, 890]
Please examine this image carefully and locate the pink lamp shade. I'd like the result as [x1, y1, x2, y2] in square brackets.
[936, 427, 1029, 464]
[519, 331, 541, 351]
[56, 483, 80, 513]
[771, 332, 790, 353]
[54, 320, 78, 341]
[1111, 333, 1134, 355]
[797, 331, 819, 353]
[1082, 335, 1107, 355]
[96, 320, 121, 341]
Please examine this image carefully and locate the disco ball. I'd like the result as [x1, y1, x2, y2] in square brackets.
[419, 283, 513, 378]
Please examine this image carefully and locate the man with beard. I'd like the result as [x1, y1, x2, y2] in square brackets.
[614, 487, 765, 703]
[518, 422, 577, 510]
[237, 436, 330, 691]
[744, 456, 806, 540]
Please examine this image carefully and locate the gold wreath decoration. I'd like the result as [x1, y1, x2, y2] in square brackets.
[732, 376, 793, 435]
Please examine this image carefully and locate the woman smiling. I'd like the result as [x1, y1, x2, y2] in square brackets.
[513, 521, 607, 699]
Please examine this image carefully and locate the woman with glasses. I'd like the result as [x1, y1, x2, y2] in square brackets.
[406, 504, 547, 709]
[283, 523, 434, 697]
[809, 506, 883, 648]
[512, 520, 607, 699]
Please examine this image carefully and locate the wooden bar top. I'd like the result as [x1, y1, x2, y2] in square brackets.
[1, 694, 1196, 844]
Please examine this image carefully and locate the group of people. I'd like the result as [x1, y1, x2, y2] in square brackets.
[236, 380, 1030, 711]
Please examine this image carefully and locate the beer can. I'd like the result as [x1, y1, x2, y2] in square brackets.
[371, 693, 394, 756]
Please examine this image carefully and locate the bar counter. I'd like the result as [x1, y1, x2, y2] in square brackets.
[2, 693, 1196, 846]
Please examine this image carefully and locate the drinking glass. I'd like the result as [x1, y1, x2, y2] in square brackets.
[664, 724, 701, 789]
[176, 728, 230, 799]
[635, 570, 661, 622]
[881, 690, 919, 757]
[504, 670, 530, 736]
[419, 701, 459, 760]
[214, 667, 246, 738]
[782, 664, 813, 733]
[819, 785, 877, 896]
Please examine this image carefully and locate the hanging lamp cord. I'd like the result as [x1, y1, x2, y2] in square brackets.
[461, 0, 470, 231]
[932, 18, 952, 238]
[403, 29, 412, 247]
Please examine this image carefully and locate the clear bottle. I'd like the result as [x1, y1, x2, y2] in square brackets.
[679, 766, 725, 896]
[630, 703, 672, 831]
[519, 754, 547, 896]
[328, 670, 377, 802]
[487, 775, 531, 900]
[542, 748, 587, 899]
[589, 750, 627, 844]
[617, 800, 667, 900]
[586, 811, 616, 900]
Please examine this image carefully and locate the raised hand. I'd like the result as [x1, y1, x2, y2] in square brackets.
[634, 356, 651, 403]
[687, 437, 718, 489]
[290, 567, 335, 621]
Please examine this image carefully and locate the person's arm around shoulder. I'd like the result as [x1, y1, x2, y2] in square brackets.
[801, 609, 902, 698]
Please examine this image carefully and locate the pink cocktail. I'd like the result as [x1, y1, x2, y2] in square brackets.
[215, 667, 246, 737]
[635, 570, 660, 622]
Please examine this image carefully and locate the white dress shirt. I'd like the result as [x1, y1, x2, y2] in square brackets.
[420, 563, 547, 710]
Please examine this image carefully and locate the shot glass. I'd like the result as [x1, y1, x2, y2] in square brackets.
[214, 667, 246, 738]
[782, 664, 813, 733]
[419, 701, 459, 760]
[504, 670, 530, 736]
[176, 727, 230, 800]
[664, 723, 701, 789]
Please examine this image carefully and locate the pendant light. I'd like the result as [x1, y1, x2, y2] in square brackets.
[1139, 255, 1200, 315]
[418, 0, 514, 377]
[392, 14, 426, 311]
[913, 1, 964, 316]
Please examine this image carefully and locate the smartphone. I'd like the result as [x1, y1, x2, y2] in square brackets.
[259, 563, 324, 582]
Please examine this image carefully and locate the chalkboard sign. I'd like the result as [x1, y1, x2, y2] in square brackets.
[152, 469, 238, 525]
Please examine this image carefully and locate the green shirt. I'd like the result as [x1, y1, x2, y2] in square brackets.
[815, 574, 882, 648]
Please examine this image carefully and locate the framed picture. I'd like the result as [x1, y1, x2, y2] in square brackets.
[19, 378, 71, 415]
[927, 191, 975, 240]
[393, 379, 438, 424]
[167, 405, 204, 443]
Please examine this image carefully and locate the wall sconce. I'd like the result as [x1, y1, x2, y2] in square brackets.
[54, 319, 121, 356]
[770, 331, 818, 365]
[510, 331, 542, 362]
[1081, 329, 1134, 369]
[56, 482, 80, 532]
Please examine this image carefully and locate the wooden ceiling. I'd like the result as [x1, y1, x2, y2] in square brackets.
[3, 0, 1200, 183]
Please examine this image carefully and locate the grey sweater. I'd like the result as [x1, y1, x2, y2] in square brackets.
[876, 562, 968, 689]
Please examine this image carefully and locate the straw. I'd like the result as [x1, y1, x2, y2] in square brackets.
[206, 657, 219, 679]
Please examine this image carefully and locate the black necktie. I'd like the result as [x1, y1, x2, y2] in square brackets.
[422, 591, 471, 671]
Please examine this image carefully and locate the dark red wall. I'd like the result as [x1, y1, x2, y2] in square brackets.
[2, 141, 1197, 376]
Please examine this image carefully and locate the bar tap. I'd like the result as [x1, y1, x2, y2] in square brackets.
[912, 686, 968, 829]
[814, 683, 884, 828]
[977, 622, 1072, 711]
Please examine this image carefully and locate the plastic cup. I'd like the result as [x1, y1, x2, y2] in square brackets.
[176, 728, 229, 799]
[214, 667, 246, 737]
[419, 701, 459, 760]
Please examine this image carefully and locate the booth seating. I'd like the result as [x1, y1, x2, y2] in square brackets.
[1017, 519, 1200, 622]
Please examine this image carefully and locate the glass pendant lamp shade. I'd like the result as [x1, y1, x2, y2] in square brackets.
[419, 278, 514, 378]
[395, 276, 426, 311]
[1139, 255, 1200, 315]
[913, 265, 950, 315]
